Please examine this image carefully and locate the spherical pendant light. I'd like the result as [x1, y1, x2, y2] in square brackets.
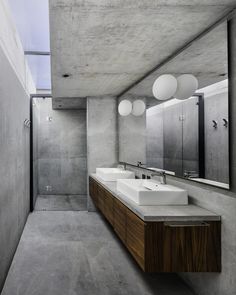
[152, 74, 177, 100]
[175, 74, 198, 100]
[132, 100, 146, 116]
[118, 100, 132, 116]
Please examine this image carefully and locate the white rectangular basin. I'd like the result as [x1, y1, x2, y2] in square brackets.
[117, 179, 188, 205]
[96, 168, 135, 182]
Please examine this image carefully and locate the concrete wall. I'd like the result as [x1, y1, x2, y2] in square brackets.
[32, 98, 41, 207]
[0, 45, 30, 291]
[87, 96, 118, 211]
[0, 0, 35, 95]
[118, 96, 146, 166]
[36, 98, 87, 195]
[0, 0, 35, 290]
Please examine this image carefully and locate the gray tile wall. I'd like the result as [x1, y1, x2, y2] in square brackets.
[87, 96, 118, 211]
[0, 46, 30, 290]
[36, 98, 87, 195]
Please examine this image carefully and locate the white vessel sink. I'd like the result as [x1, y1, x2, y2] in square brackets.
[96, 168, 135, 182]
[117, 179, 188, 205]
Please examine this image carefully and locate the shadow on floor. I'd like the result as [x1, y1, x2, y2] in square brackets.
[2, 211, 195, 295]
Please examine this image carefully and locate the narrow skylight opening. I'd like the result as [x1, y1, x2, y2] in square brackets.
[7, 0, 51, 90]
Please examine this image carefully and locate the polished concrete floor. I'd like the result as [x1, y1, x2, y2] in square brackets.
[2, 211, 195, 295]
[35, 195, 87, 211]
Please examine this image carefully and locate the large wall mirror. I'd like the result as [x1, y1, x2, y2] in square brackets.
[118, 21, 229, 190]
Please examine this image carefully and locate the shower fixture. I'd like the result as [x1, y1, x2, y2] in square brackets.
[223, 118, 228, 127]
[24, 119, 31, 128]
[212, 120, 218, 128]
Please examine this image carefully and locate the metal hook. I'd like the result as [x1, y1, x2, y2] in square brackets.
[223, 118, 228, 127]
[212, 120, 218, 129]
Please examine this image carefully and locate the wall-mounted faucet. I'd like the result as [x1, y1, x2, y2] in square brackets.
[184, 170, 198, 179]
[119, 162, 127, 170]
[137, 161, 146, 167]
[151, 171, 167, 185]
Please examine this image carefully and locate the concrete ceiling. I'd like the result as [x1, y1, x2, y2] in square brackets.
[49, 0, 236, 98]
[124, 22, 228, 102]
[52, 97, 86, 109]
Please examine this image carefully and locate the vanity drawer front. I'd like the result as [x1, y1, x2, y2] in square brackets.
[97, 184, 105, 213]
[163, 221, 221, 272]
[126, 209, 146, 270]
[89, 177, 98, 208]
[113, 198, 127, 244]
[103, 191, 114, 226]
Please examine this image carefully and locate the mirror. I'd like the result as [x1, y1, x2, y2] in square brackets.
[118, 22, 229, 189]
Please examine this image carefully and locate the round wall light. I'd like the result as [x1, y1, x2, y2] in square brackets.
[152, 74, 177, 101]
[132, 100, 146, 116]
[175, 74, 198, 100]
[118, 100, 132, 116]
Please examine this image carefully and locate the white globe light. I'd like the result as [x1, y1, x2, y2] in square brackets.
[132, 100, 146, 116]
[118, 100, 132, 116]
[152, 74, 177, 100]
[175, 74, 198, 100]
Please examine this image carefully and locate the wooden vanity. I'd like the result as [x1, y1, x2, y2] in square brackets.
[89, 176, 221, 273]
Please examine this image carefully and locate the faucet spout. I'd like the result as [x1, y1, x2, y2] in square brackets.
[119, 162, 127, 170]
[137, 161, 146, 167]
[151, 171, 167, 184]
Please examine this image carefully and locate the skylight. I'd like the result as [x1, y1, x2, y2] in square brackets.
[7, 0, 51, 90]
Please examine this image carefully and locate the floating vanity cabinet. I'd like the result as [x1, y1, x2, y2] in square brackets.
[89, 176, 221, 273]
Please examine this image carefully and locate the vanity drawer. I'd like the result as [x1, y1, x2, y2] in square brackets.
[113, 198, 127, 244]
[89, 177, 98, 208]
[97, 184, 105, 213]
[126, 209, 145, 270]
[103, 191, 114, 226]
[162, 221, 221, 272]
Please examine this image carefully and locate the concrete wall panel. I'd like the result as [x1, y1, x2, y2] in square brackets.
[0, 46, 30, 290]
[87, 96, 118, 211]
[36, 98, 87, 195]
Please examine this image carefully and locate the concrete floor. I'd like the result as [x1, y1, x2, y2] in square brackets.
[35, 195, 87, 211]
[2, 211, 195, 295]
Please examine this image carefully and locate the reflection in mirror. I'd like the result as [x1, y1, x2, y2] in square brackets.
[118, 22, 229, 189]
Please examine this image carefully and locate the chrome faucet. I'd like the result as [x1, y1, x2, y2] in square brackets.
[119, 162, 127, 170]
[151, 171, 167, 185]
[137, 161, 146, 167]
